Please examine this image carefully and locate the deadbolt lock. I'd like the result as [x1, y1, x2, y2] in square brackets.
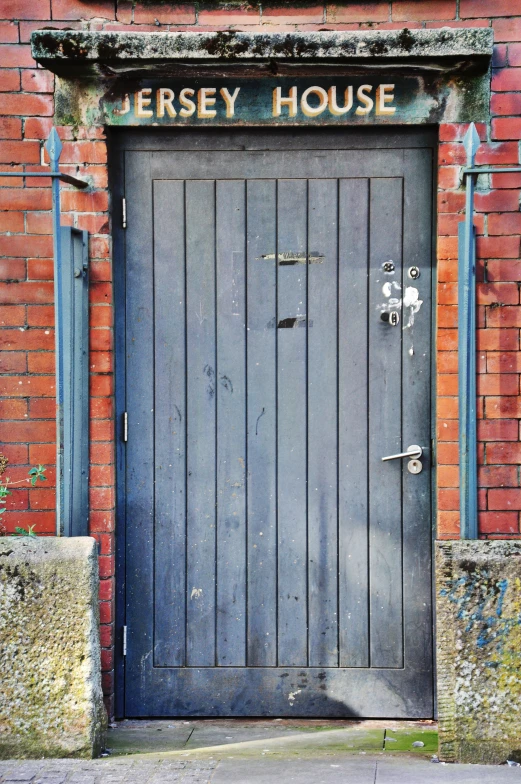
[380, 311, 400, 326]
[408, 266, 420, 280]
[407, 459, 422, 474]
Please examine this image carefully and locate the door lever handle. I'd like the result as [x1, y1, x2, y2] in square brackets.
[382, 444, 423, 462]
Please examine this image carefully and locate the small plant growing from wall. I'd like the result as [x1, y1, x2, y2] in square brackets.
[0, 454, 46, 537]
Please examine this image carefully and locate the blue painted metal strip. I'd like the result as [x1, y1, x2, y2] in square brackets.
[458, 122, 481, 540]
[61, 227, 90, 537]
[45, 129, 65, 536]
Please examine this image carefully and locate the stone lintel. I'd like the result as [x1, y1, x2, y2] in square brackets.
[31, 28, 493, 79]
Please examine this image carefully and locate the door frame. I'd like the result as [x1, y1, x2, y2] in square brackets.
[109, 126, 439, 719]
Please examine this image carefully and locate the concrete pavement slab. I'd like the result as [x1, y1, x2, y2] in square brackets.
[375, 755, 521, 782]
[212, 755, 378, 783]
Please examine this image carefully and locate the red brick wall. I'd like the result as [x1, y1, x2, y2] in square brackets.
[0, 0, 520, 715]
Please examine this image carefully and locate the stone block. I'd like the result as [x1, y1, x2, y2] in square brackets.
[0, 537, 106, 758]
[436, 540, 521, 764]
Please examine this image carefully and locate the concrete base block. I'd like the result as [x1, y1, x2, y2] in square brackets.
[436, 540, 521, 765]
[0, 537, 106, 758]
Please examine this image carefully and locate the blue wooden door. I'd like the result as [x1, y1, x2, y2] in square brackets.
[120, 129, 434, 717]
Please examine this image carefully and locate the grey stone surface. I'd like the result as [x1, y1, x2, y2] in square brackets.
[1, 755, 521, 784]
[436, 540, 521, 765]
[0, 538, 106, 759]
[31, 28, 493, 77]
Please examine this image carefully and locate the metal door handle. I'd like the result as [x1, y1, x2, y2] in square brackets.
[381, 444, 423, 462]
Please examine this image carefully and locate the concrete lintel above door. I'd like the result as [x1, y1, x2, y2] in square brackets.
[32, 28, 492, 79]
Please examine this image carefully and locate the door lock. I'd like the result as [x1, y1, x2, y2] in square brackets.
[407, 459, 422, 474]
[382, 444, 424, 474]
[381, 311, 400, 326]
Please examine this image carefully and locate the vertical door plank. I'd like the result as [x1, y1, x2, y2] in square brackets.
[186, 180, 217, 667]
[216, 180, 247, 666]
[124, 152, 155, 701]
[368, 177, 404, 669]
[246, 179, 278, 667]
[402, 150, 433, 691]
[277, 178, 309, 667]
[307, 179, 339, 667]
[153, 180, 187, 666]
[338, 178, 370, 668]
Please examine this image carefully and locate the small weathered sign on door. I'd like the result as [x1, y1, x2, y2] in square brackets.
[102, 76, 483, 126]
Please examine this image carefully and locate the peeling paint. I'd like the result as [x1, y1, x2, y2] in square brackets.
[403, 286, 423, 329]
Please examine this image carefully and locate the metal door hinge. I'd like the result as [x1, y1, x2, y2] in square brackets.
[123, 411, 128, 442]
[122, 197, 127, 229]
[123, 625, 127, 656]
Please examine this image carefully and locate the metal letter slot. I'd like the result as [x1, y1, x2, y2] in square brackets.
[382, 444, 423, 462]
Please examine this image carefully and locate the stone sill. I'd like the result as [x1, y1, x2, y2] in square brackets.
[31, 28, 493, 79]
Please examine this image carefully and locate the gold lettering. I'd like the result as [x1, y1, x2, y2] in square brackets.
[328, 86, 353, 116]
[220, 87, 240, 118]
[157, 88, 176, 118]
[179, 88, 196, 117]
[355, 85, 374, 116]
[198, 87, 217, 118]
[273, 86, 297, 118]
[135, 88, 153, 118]
[376, 84, 396, 116]
[301, 86, 328, 118]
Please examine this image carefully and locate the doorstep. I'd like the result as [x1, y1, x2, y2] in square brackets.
[106, 719, 438, 758]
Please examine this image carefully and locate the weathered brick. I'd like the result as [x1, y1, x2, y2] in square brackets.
[2, 419, 55, 442]
[326, 2, 388, 22]
[492, 117, 521, 141]
[0, 139, 41, 166]
[28, 352, 54, 373]
[0, 188, 51, 210]
[477, 373, 519, 395]
[0, 351, 26, 372]
[486, 396, 521, 418]
[487, 306, 521, 328]
[489, 488, 521, 511]
[0, 328, 53, 351]
[491, 92, 521, 116]
[493, 17, 521, 42]
[477, 236, 520, 259]
[0, 234, 53, 257]
[0, 281, 53, 304]
[477, 328, 518, 350]
[133, 2, 195, 23]
[21, 68, 54, 93]
[487, 442, 521, 464]
[393, 0, 456, 20]
[492, 68, 521, 92]
[479, 511, 519, 532]
[199, 7, 259, 24]
[0, 69, 20, 92]
[475, 141, 520, 164]
[0, 398, 26, 418]
[0, 117, 21, 138]
[262, 5, 323, 23]
[0, 258, 25, 279]
[51, 0, 115, 20]
[461, 0, 521, 17]
[0, 20, 18, 42]
[489, 214, 521, 235]
[477, 418, 518, 440]
[0, 0, 50, 19]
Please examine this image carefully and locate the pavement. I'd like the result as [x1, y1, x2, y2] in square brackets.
[1, 720, 520, 784]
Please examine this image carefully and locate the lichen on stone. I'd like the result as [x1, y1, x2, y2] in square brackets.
[0, 537, 106, 759]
